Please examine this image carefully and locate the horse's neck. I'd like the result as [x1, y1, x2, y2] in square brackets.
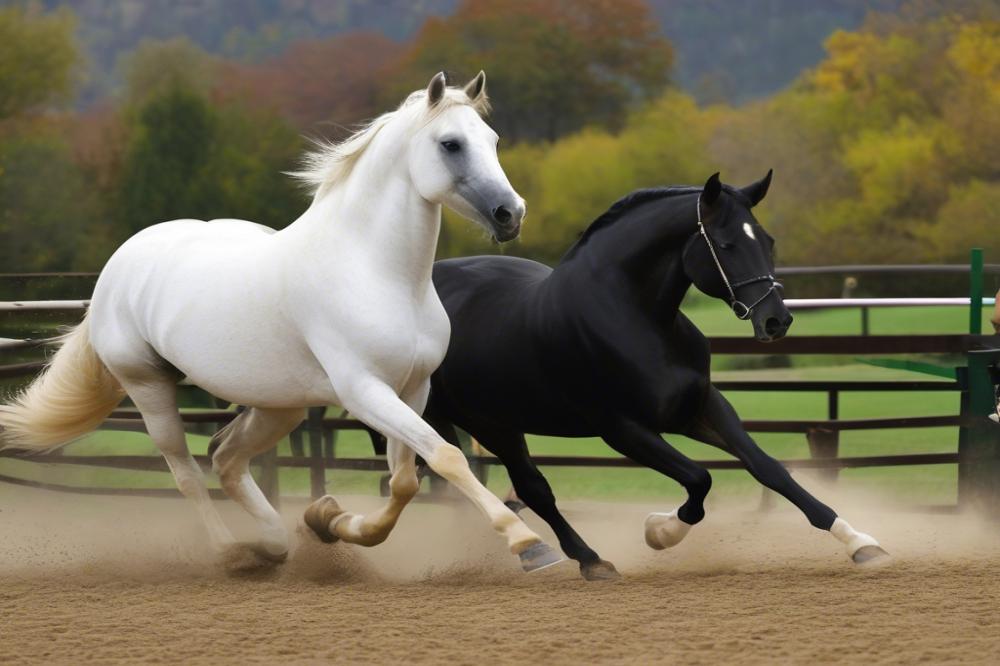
[554, 202, 695, 326]
[649, 256, 693, 325]
[281, 142, 441, 291]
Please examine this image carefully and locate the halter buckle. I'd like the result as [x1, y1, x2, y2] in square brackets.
[731, 301, 752, 320]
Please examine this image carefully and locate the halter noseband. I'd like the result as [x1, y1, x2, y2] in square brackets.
[696, 197, 782, 320]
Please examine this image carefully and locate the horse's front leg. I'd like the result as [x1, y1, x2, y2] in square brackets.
[688, 386, 889, 565]
[601, 418, 712, 551]
[305, 387, 425, 548]
[307, 375, 562, 571]
[470, 428, 618, 581]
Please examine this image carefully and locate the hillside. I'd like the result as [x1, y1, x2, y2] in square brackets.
[52, 0, 901, 105]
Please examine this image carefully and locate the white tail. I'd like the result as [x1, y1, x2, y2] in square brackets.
[0, 316, 125, 451]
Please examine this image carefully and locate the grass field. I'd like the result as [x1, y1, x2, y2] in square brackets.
[1, 301, 996, 507]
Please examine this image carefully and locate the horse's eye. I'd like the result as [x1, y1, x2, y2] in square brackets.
[719, 241, 734, 250]
[440, 140, 461, 153]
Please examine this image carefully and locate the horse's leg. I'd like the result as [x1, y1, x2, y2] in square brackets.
[211, 406, 306, 561]
[330, 378, 560, 570]
[118, 374, 235, 550]
[476, 429, 618, 581]
[305, 437, 419, 547]
[689, 386, 888, 564]
[305, 386, 426, 547]
[601, 418, 712, 550]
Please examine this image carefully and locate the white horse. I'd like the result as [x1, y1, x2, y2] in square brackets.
[0, 72, 562, 571]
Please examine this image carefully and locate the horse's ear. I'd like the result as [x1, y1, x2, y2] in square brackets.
[427, 72, 447, 107]
[741, 169, 773, 207]
[464, 70, 486, 101]
[701, 172, 722, 207]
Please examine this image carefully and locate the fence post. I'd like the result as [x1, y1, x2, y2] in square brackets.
[289, 427, 305, 457]
[970, 248, 983, 335]
[308, 407, 325, 499]
[256, 446, 280, 508]
[958, 350, 1000, 512]
[806, 389, 841, 482]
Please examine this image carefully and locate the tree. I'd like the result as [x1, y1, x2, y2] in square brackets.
[0, 127, 101, 271]
[122, 38, 216, 108]
[214, 32, 403, 131]
[438, 90, 716, 263]
[382, 0, 674, 142]
[0, 6, 78, 120]
[118, 86, 221, 233]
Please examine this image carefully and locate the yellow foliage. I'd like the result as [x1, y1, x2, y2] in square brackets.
[948, 21, 1000, 97]
[811, 31, 882, 94]
[921, 180, 1000, 262]
[841, 118, 941, 215]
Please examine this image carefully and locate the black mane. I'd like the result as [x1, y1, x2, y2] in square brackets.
[561, 183, 749, 262]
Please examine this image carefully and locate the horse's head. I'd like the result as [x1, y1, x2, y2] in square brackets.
[682, 171, 792, 342]
[409, 72, 525, 243]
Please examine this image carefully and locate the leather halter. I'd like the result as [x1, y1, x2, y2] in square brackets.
[696, 197, 782, 320]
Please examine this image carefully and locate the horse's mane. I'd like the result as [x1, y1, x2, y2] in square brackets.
[288, 87, 490, 197]
[562, 183, 749, 261]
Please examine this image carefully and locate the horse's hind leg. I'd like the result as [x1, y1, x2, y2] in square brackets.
[116, 373, 235, 550]
[211, 406, 305, 561]
[475, 428, 618, 581]
[601, 418, 712, 551]
[690, 386, 888, 565]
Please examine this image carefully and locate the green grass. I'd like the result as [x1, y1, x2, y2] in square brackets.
[2, 303, 994, 506]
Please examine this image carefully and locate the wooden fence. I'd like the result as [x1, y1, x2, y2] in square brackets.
[2, 259, 1000, 513]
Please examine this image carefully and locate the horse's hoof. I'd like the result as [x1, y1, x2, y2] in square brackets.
[219, 542, 285, 576]
[644, 510, 692, 550]
[304, 495, 344, 544]
[245, 543, 289, 563]
[518, 542, 565, 573]
[852, 545, 890, 565]
[581, 559, 620, 582]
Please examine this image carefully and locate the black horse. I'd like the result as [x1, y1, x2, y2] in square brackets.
[425, 172, 888, 580]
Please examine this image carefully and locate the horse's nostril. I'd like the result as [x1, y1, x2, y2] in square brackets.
[492, 206, 512, 225]
[764, 317, 783, 337]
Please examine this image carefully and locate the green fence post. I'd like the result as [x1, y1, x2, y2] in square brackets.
[970, 248, 983, 335]
[958, 350, 1000, 512]
[959, 249, 999, 513]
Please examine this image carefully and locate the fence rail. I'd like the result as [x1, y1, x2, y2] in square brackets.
[1, 340, 993, 507]
[2, 260, 1000, 512]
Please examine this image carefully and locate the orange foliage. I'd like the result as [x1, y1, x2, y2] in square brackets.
[214, 32, 403, 131]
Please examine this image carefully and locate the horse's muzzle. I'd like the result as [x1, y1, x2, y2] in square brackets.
[492, 220, 522, 243]
[489, 200, 525, 243]
[755, 313, 793, 342]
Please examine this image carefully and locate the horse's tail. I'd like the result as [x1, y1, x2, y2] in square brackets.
[0, 316, 125, 452]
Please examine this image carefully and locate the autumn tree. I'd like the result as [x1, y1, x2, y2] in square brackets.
[215, 32, 403, 132]
[702, 3, 1000, 268]
[383, 0, 674, 142]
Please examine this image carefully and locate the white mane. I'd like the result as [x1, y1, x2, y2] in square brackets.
[289, 86, 491, 197]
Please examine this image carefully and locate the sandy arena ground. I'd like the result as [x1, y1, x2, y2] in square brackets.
[1, 484, 999, 665]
